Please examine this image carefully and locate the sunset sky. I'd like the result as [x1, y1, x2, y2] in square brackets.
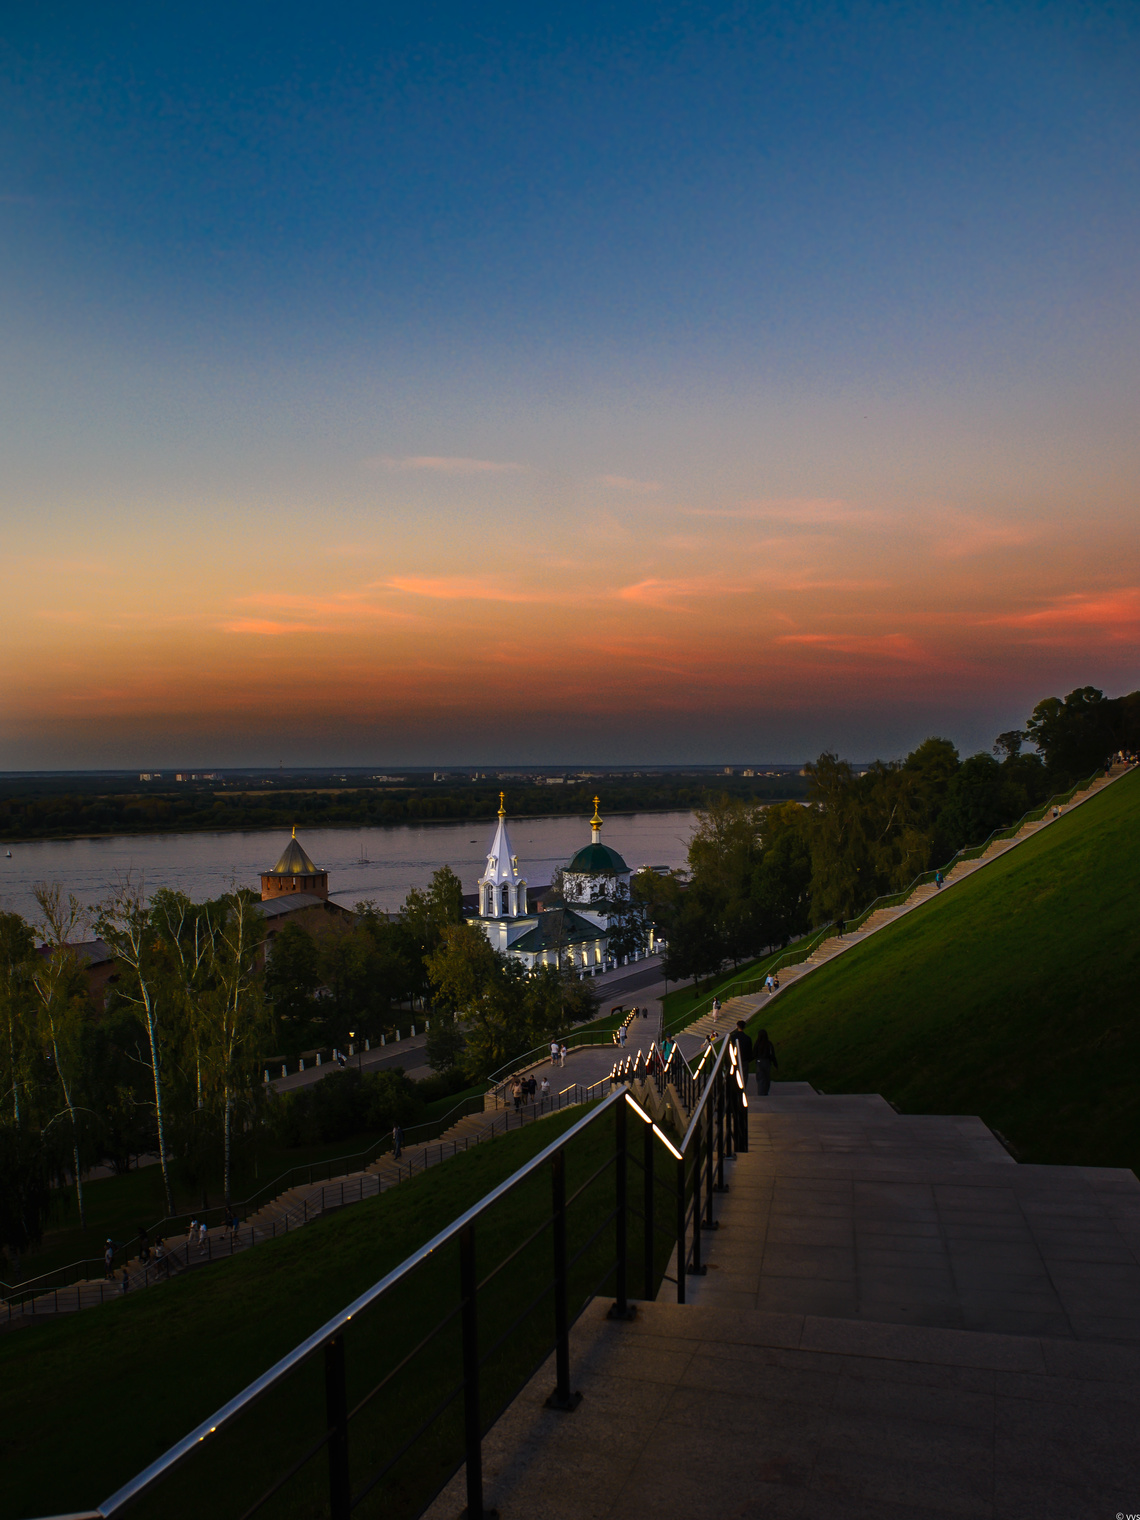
[3, 2, 1138, 767]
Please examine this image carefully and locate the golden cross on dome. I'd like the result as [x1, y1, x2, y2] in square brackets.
[498, 791, 507, 817]
[591, 796, 603, 829]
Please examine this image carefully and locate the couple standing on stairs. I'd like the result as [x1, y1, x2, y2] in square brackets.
[727, 1019, 778, 1096]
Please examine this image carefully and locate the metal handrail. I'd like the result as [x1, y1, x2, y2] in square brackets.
[86, 1087, 627, 1518]
[35, 1041, 746, 1520]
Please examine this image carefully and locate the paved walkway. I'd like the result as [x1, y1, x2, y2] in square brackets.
[424, 1082, 1140, 1519]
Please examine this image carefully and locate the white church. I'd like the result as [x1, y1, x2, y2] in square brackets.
[468, 795, 659, 974]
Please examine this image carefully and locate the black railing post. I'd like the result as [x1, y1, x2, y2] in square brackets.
[715, 1069, 728, 1192]
[691, 1123, 704, 1272]
[324, 1333, 351, 1520]
[608, 1097, 634, 1320]
[545, 1148, 581, 1411]
[643, 1118, 655, 1301]
[703, 1100, 716, 1230]
[676, 1154, 687, 1304]
[459, 1223, 491, 1520]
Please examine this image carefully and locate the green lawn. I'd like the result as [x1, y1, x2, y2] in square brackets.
[743, 769, 1140, 1173]
[2, 1100, 674, 1520]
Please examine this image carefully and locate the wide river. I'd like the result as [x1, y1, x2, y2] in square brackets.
[0, 811, 697, 929]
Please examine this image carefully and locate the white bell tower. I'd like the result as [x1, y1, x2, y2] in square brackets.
[478, 793, 528, 918]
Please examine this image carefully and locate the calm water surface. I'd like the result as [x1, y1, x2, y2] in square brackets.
[0, 812, 696, 929]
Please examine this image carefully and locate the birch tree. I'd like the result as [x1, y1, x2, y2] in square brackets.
[30, 885, 89, 1229]
[95, 879, 176, 1217]
[204, 890, 269, 1204]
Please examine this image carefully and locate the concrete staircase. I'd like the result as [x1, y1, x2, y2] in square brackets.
[679, 763, 1131, 1049]
[424, 1082, 1140, 1520]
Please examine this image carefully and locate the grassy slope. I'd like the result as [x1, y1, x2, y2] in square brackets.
[1, 1106, 606, 1520]
[745, 769, 1140, 1173]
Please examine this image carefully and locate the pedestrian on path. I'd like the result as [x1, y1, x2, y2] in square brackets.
[540, 1077, 550, 1100]
[559, 1043, 568, 1067]
[393, 1123, 404, 1160]
[198, 1221, 208, 1252]
[711, 998, 721, 1029]
[154, 1237, 169, 1279]
[754, 1028, 778, 1096]
[728, 1019, 753, 1068]
[104, 1240, 115, 1280]
[765, 974, 775, 994]
[618, 1023, 627, 1047]
[935, 870, 944, 889]
[187, 1219, 198, 1251]
[120, 1267, 130, 1295]
[511, 1078, 523, 1111]
[550, 1039, 561, 1063]
[526, 1075, 537, 1103]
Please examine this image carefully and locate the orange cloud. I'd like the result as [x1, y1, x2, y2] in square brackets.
[383, 576, 549, 603]
[598, 475, 661, 493]
[615, 576, 753, 609]
[777, 633, 927, 662]
[983, 588, 1140, 638]
[929, 513, 1038, 558]
[687, 499, 887, 526]
[369, 455, 526, 474]
[222, 618, 330, 636]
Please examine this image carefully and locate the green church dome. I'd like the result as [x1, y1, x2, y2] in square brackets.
[566, 842, 629, 876]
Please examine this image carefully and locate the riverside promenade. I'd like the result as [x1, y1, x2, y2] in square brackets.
[425, 1083, 1140, 1519]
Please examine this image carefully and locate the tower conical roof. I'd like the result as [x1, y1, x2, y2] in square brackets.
[481, 793, 522, 886]
[269, 828, 320, 875]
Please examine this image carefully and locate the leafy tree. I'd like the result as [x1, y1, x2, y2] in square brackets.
[1025, 687, 1116, 782]
[425, 1014, 466, 1073]
[95, 879, 177, 1215]
[603, 880, 650, 963]
[29, 885, 91, 1228]
[150, 889, 220, 1117]
[201, 890, 270, 1203]
[425, 923, 499, 1017]
[753, 803, 813, 945]
[263, 921, 322, 1031]
[400, 865, 465, 1001]
[0, 1127, 53, 1277]
[993, 729, 1025, 760]
[0, 912, 35, 1129]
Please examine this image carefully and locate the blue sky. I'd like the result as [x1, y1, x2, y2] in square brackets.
[3, 2, 1139, 766]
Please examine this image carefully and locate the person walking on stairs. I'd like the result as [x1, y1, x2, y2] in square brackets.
[728, 1020, 753, 1069]
[392, 1123, 404, 1161]
[754, 1028, 778, 1096]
